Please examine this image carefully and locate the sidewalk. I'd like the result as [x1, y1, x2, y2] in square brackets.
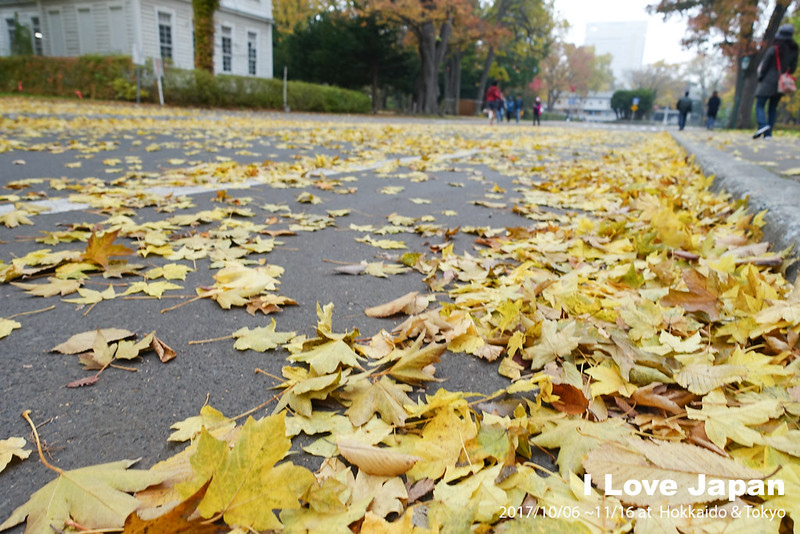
[674, 129, 800, 280]
[679, 128, 800, 181]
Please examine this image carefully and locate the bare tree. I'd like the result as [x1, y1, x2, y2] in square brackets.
[685, 50, 729, 105]
[626, 61, 685, 107]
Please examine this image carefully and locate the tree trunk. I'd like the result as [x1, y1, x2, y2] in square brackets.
[735, 60, 759, 129]
[547, 89, 560, 112]
[417, 19, 451, 115]
[732, 0, 790, 129]
[370, 65, 379, 113]
[475, 47, 496, 114]
[444, 49, 462, 115]
[474, 0, 512, 114]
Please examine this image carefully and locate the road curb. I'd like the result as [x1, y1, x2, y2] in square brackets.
[672, 132, 800, 281]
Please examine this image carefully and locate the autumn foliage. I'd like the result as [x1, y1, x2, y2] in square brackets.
[2, 99, 800, 531]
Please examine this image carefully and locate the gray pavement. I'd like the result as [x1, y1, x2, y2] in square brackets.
[1, 100, 799, 526]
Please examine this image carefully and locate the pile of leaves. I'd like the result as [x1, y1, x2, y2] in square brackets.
[1, 99, 800, 532]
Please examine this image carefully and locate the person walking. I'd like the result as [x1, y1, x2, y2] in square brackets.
[485, 81, 501, 125]
[753, 24, 798, 139]
[514, 95, 523, 123]
[505, 96, 515, 122]
[532, 97, 542, 126]
[706, 91, 721, 130]
[676, 91, 692, 130]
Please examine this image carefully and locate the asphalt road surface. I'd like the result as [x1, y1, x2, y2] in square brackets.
[0, 99, 741, 524]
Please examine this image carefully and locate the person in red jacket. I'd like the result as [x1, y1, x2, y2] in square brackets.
[485, 81, 501, 125]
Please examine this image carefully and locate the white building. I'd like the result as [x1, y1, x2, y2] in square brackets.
[0, 0, 273, 78]
[585, 21, 646, 83]
[552, 91, 616, 122]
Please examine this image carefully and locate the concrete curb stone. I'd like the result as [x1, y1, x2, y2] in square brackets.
[672, 132, 800, 281]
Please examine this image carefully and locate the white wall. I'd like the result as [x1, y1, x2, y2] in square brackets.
[214, 9, 271, 78]
[220, 0, 270, 21]
[139, 0, 193, 69]
[1, 0, 273, 78]
[0, 7, 40, 55]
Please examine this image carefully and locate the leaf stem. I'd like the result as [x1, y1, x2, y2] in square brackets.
[161, 295, 203, 313]
[254, 368, 284, 381]
[109, 364, 138, 372]
[232, 391, 284, 422]
[188, 334, 234, 345]
[22, 410, 63, 475]
[7, 305, 55, 319]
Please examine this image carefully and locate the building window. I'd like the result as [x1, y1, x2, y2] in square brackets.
[77, 8, 96, 54]
[47, 10, 66, 55]
[221, 26, 232, 72]
[108, 7, 126, 53]
[31, 16, 42, 55]
[6, 18, 15, 51]
[247, 31, 256, 75]
[158, 11, 172, 60]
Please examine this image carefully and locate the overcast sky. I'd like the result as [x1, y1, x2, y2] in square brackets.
[552, 0, 696, 65]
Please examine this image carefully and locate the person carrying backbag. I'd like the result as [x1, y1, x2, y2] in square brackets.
[753, 24, 799, 139]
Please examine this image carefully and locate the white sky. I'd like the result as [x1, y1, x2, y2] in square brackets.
[553, 0, 696, 65]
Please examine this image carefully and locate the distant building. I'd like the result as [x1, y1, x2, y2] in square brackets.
[0, 0, 274, 78]
[552, 91, 616, 121]
[585, 21, 647, 83]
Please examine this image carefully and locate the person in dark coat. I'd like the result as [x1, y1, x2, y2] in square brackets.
[676, 91, 692, 130]
[706, 91, 721, 130]
[753, 24, 799, 139]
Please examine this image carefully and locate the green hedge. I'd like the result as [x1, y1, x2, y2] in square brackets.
[0, 55, 371, 113]
[162, 70, 370, 112]
[0, 55, 133, 99]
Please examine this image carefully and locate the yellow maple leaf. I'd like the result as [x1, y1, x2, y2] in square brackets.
[0, 437, 30, 473]
[232, 319, 295, 352]
[356, 235, 407, 250]
[587, 361, 637, 398]
[0, 458, 164, 534]
[687, 390, 783, 449]
[122, 281, 182, 298]
[178, 413, 314, 531]
[0, 318, 21, 340]
[524, 320, 580, 370]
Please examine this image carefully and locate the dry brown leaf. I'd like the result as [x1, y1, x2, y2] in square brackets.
[550, 383, 589, 414]
[123, 480, 224, 534]
[150, 334, 176, 363]
[337, 439, 420, 476]
[81, 229, 134, 270]
[630, 383, 683, 415]
[472, 343, 504, 362]
[66, 376, 100, 388]
[246, 295, 298, 316]
[406, 478, 434, 504]
[660, 269, 720, 321]
[365, 291, 434, 318]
